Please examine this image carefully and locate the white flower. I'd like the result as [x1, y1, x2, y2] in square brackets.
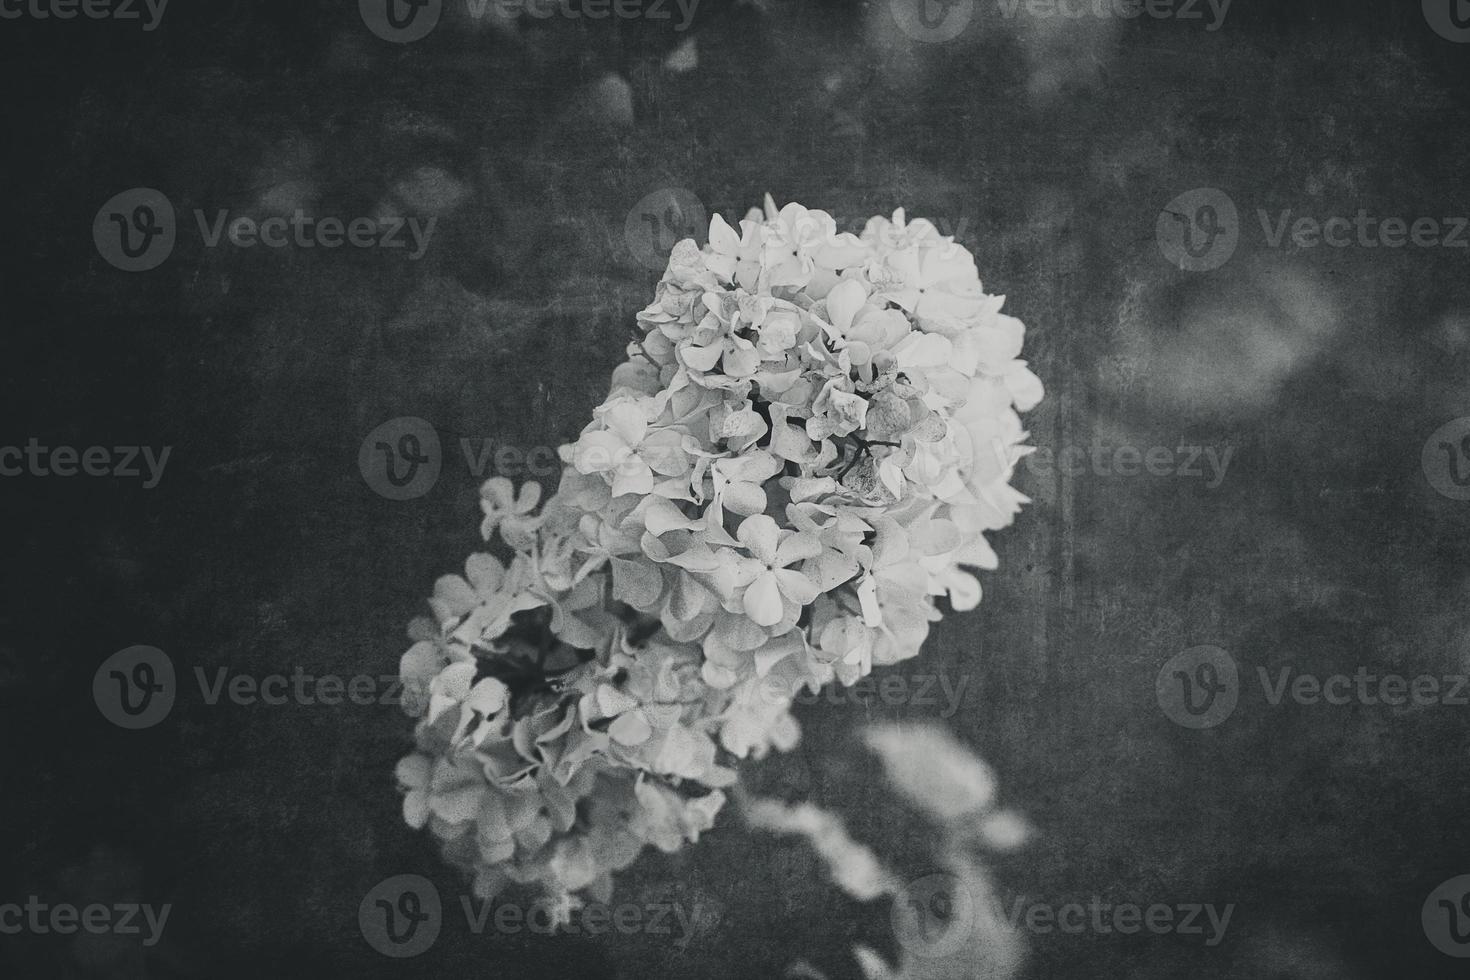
[480, 476, 541, 548]
[873, 243, 992, 335]
[572, 398, 691, 497]
[734, 515, 822, 627]
[394, 197, 1040, 908]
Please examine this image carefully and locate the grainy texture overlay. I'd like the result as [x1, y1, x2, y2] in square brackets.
[2, 2, 1470, 978]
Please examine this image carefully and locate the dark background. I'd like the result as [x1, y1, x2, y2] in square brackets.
[3, 0, 1470, 977]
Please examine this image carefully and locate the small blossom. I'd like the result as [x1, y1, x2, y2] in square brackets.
[480, 476, 542, 548]
[735, 515, 823, 627]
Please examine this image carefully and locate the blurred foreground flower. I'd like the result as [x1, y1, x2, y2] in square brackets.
[755, 723, 1028, 980]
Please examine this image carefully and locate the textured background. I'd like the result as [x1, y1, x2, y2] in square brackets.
[3, 1, 1470, 977]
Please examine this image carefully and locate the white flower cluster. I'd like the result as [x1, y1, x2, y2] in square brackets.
[395, 198, 1042, 913]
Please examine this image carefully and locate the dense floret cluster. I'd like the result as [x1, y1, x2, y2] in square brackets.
[395, 198, 1042, 912]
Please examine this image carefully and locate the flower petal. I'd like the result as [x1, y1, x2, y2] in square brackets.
[464, 553, 505, 596]
[722, 481, 767, 517]
[825, 278, 868, 333]
[609, 461, 655, 498]
[403, 792, 431, 830]
[737, 514, 782, 564]
[775, 531, 823, 566]
[479, 476, 515, 510]
[603, 401, 649, 447]
[611, 556, 664, 610]
[708, 212, 740, 252]
[430, 574, 479, 620]
[465, 677, 509, 718]
[597, 683, 640, 718]
[680, 342, 724, 372]
[742, 571, 784, 627]
[574, 431, 631, 474]
[395, 753, 432, 791]
[430, 783, 486, 825]
[610, 711, 654, 746]
[773, 567, 819, 606]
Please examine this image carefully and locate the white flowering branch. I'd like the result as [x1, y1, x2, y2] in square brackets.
[393, 198, 1043, 915]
